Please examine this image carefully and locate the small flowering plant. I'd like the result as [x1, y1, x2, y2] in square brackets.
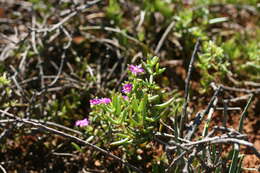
[84, 56, 180, 146]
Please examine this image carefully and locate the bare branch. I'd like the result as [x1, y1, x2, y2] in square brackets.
[180, 38, 200, 137]
[155, 20, 176, 54]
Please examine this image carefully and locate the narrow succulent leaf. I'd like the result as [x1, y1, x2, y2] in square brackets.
[119, 109, 128, 124]
[229, 144, 240, 173]
[110, 138, 130, 146]
[71, 142, 82, 152]
[238, 94, 253, 132]
[229, 95, 253, 173]
[154, 97, 175, 110]
[131, 98, 139, 113]
[104, 114, 119, 124]
[148, 94, 160, 103]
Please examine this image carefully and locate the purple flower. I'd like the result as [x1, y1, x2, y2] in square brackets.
[90, 98, 111, 105]
[75, 118, 89, 127]
[129, 65, 144, 75]
[122, 95, 129, 100]
[100, 98, 111, 104]
[90, 99, 101, 105]
[122, 83, 133, 94]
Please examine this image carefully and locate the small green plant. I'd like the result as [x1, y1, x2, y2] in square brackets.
[83, 56, 180, 146]
[0, 73, 10, 86]
[221, 30, 260, 81]
[106, 0, 122, 24]
[197, 40, 230, 92]
[1, 0, 259, 172]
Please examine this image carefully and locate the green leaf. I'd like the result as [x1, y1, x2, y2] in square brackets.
[0, 74, 10, 86]
[148, 95, 160, 103]
[71, 142, 82, 152]
[104, 113, 119, 124]
[229, 144, 240, 173]
[157, 68, 166, 75]
[154, 97, 175, 110]
[209, 17, 229, 24]
[112, 95, 121, 116]
[119, 109, 128, 124]
[154, 0, 173, 17]
[138, 94, 148, 125]
[106, 0, 122, 24]
[110, 138, 131, 146]
[131, 98, 139, 113]
[145, 117, 156, 122]
[116, 133, 130, 138]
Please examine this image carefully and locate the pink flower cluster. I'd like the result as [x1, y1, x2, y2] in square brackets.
[90, 98, 111, 105]
[75, 98, 111, 128]
[120, 64, 145, 97]
[75, 64, 144, 127]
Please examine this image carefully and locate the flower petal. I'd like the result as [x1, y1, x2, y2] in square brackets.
[129, 65, 144, 75]
[75, 118, 89, 127]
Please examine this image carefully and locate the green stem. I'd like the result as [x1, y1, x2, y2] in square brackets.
[229, 94, 254, 173]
